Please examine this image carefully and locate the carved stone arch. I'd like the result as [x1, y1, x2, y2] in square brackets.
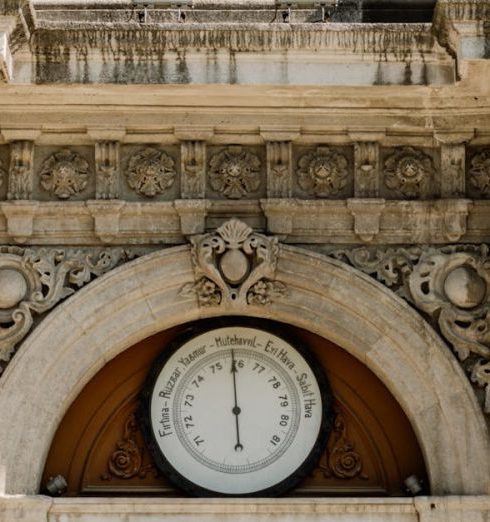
[0, 244, 489, 496]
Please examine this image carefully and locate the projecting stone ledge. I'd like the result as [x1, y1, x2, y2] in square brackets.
[0, 198, 481, 246]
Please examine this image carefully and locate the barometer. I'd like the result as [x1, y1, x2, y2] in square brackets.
[139, 325, 332, 496]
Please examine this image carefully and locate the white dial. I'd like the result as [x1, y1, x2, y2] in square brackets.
[144, 326, 328, 496]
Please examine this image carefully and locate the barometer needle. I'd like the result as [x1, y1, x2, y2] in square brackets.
[231, 349, 244, 452]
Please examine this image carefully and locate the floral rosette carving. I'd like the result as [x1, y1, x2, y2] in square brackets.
[208, 146, 261, 199]
[40, 149, 89, 199]
[408, 248, 490, 411]
[126, 148, 176, 198]
[297, 147, 349, 197]
[383, 147, 434, 198]
[469, 149, 490, 197]
[180, 219, 287, 307]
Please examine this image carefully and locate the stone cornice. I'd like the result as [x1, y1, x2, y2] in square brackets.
[0, 198, 484, 245]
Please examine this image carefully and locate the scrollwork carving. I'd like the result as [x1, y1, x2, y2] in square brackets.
[101, 413, 158, 481]
[0, 247, 143, 366]
[180, 219, 287, 307]
[469, 149, 490, 198]
[126, 147, 176, 198]
[328, 244, 490, 414]
[40, 149, 89, 200]
[383, 147, 434, 198]
[297, 147, 349, 197]
[317, 412, 368, 480]
[208, 146, 261, 199]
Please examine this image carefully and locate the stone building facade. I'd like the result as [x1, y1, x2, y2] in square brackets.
[1, 0, 490, 520]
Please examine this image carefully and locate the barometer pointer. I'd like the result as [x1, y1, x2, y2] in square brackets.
[231, 349, 244, 452]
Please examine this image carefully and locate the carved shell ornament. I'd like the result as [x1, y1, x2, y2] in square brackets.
[40, 149, 89, 199]
[297, 147, 349, 197]
[126, 147, 176, 198]
[469, 149, 490, 197]
[181, 219, 287, 307]
[208, 146, 261, 199]
[383, 147, 434, 198]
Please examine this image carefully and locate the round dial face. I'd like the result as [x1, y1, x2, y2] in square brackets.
[140, 326, 330, 496]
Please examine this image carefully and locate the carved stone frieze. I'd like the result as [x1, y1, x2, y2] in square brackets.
[328, 244, 490, 414]
[181, 219, 287, 307]
[469, 149, 490, 198]
[0, 246, 148, 367]
[208, 146, 261, 199]
[95, 141, 120, 199]
[267, 141, 292, 198]
[40, 149, 89, 200]
[383, 147, 435, 198]
[297, 147, 349, 198]
[8, 141, 34, 200]
[181, 141, 206, 199]
[126, 147, 176, 198]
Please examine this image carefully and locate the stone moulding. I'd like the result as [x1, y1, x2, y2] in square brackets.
[329, 243, 490, 416]
[30, 24, 441, 57]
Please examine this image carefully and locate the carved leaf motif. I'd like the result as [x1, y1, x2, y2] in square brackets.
[469, 149, 490, 197]
[40, 149, 89, 200]
[383, 147, 434, 198]
[126, 147, 176, 198]
[208, 147, 261, 199]
[0, 159, 5, 189]
[297, 147, 349, 197]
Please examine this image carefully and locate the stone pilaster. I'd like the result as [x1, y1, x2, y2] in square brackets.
[95, 141, 120, 199]
[181, 140, 206, 199]
[266, 141, 293, 198]
[7, 141, 34, 200]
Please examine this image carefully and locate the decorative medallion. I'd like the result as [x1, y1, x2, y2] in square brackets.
[297, 147, 349, 197]
[383, 147, 434, 198]
[208, 146, 261, 199]
[126, 147, 176, 198]
[469, 149, 490, 197]
[181, 219, 287, 307]
[39, 149, 89, 200]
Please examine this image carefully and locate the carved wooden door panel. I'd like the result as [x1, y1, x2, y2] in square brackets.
[42, 320, 428, 496]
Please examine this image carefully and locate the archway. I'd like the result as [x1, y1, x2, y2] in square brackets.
[0, 244, 488, 495]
